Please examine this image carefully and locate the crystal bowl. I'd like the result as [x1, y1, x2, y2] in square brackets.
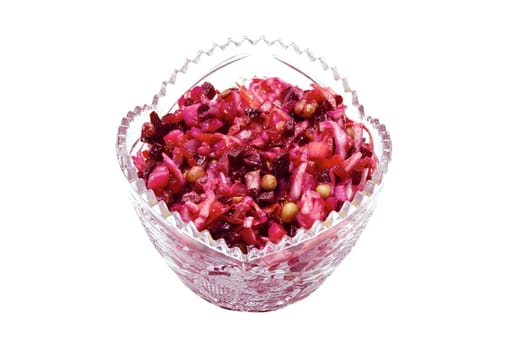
[116, 36, 392, 312]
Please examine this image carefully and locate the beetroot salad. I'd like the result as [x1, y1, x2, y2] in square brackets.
[132, 77, 378, 252]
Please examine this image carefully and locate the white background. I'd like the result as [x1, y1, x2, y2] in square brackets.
[1, 0, 522, 349]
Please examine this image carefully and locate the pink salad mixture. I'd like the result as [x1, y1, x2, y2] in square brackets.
[133, 77, 377, 252]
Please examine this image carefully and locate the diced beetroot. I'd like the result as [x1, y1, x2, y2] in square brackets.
[239, 227, 258, 246]
[182, 104, 200, 127]
[201, 82, 216, 100]
[197, 143, 211, 156]
[325, 197, 337, 213]
[242, 150, 263, 170]
[251, 132, 269, 148]
[306, 141, 330, 159]
[163, 129, 184, 146]
[200, 118, 224, 133]
[272, 153, 290, 177]
[190, 86, 204, 103]
[182, 139, 201, 155]
[268, 222, 287, 243]
[147, 164, 170, 190]
[177, 94, 187, 108]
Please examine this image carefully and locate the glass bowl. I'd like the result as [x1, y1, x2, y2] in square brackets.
[116, 36, 392, 312]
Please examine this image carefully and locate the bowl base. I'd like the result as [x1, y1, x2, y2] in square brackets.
[179, 273, 328, 312]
